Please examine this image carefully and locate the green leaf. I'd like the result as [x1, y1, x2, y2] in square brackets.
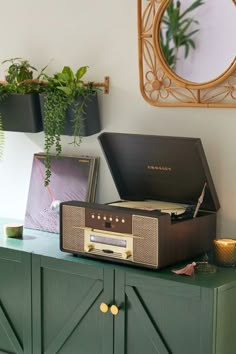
[187, 38, 196, 49]
[62, 66, 74, 82]
[76, 66, 88, 80]
[184, 29, 200, 39]
[184, 43, 190, 58]
[2, 57, 22, 65]
[57, 86, 72, 96]
[54, 73, 66, 81]
[180, 0, 204, 20]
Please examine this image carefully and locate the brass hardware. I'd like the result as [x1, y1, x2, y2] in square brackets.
[122, 250, 132, 260]
[84, 76, 110, 94]
[110, 305, 119, 316]
[100, 303, 109, 313]
[2, 76, 111, 95]
[100, 303, 119, 315]
[86, 244, 94, 252]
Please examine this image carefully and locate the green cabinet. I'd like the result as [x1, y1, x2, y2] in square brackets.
[0, 248, 32, 354]
[115, 271, 214, 354]
[31, 255, 114, 354]
[1, 238, 236, 354]
[31, 254, 236, 354]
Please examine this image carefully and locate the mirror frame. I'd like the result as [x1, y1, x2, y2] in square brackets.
[138, 0, 236, 107]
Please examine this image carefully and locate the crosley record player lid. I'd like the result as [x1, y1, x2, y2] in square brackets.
[98, 132, 220, 212]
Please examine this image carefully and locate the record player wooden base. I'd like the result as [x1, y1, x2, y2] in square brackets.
[0, 218, 235, 354]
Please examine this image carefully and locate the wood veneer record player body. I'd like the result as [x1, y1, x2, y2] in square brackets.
[60, 133, 220, 269]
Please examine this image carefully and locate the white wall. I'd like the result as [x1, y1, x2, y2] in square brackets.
[0, 0, 235, 239]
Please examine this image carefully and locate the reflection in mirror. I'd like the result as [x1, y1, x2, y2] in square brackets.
[137, 0, 236, 107]
[160, 0, 204, 72]
[160, 0, 236, 83]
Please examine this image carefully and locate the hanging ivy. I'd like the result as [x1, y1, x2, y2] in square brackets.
[41, 66, 98, 186]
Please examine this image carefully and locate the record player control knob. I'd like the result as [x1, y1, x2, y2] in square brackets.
[86, 244, 94, 252]
[122, 250, 132, 259]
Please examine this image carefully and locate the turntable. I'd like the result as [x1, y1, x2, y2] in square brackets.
[60, 133, 220, 269]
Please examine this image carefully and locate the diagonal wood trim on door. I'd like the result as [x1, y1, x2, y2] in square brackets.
[44, 280, 103, 354]
[125, 286, 170, 354]
[0, 302, 23, 354]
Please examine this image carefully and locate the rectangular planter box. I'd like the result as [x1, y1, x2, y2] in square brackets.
[0, 93, 43, 133]
[40, 93, 101, 137]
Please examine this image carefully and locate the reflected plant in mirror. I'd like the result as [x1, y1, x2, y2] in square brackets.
[160, 0, 204, 71]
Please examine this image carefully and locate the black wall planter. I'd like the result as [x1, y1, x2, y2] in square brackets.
[40, 93, 101, 137]
[0, 93, 43, 133]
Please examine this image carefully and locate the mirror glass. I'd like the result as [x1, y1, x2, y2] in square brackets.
[159, 0, 236, 83]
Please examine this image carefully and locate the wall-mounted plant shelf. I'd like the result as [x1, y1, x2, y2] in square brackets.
[85, 76, 110, 94]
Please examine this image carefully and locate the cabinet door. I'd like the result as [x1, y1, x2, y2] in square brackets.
[32, 255, 114, 354]
[0, 248, 32, 354]
[215, 283, 236, 354]
[114, 271, 215, 354]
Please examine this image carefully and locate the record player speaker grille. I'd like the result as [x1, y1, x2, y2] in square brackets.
[132, 215, 158, 266]
[61, 205, 85, 252]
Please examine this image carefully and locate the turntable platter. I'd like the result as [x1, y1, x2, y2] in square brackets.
[108, 200, 188, 216]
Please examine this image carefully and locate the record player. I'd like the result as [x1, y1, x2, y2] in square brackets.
[60, 133, 220, 269]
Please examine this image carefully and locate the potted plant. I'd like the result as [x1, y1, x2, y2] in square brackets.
[40, 65, 101, 186]
[0, 58, 46, 133]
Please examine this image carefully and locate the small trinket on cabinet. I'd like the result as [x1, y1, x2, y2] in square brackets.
[4, 224, 23, 238]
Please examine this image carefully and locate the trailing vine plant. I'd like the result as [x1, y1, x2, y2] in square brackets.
[160, 0, 204, 70]
[42, 65, 98, 186]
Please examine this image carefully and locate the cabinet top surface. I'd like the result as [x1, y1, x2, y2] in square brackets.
[0, 218, 235, 289]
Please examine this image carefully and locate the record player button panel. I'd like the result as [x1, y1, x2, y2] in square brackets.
[86, 208, 132, 233]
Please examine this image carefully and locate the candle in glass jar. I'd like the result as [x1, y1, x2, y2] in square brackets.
[213, 239, 236, 267]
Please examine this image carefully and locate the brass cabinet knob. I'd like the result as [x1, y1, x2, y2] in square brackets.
[110, 304, 119, 316]
[100, 302, 109, 313]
